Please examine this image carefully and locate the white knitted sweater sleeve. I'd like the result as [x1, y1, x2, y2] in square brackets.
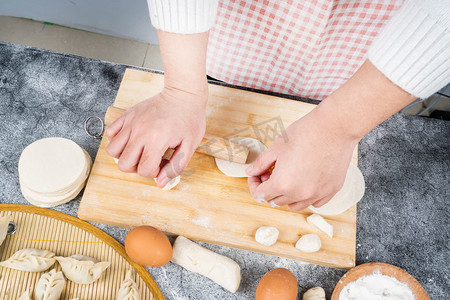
[368, 0, 450, 98]
[147, 0, 219, 34]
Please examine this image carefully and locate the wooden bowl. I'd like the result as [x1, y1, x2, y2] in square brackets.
[331, 262, 429, 300]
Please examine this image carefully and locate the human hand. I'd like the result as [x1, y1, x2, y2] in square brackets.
[246, 109, 359, 211]
[105, 87, 207, 187]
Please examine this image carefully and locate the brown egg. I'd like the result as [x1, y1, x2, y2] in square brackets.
[256, 268, 298, 300]
[125, 225, 172, 267]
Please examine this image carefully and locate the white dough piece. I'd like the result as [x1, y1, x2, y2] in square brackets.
[55, 255, 110, 284]
[0, 248, 55, 272]
[215, 137, 267, 177]
[254, 226, 279, 246]
[307, 214, 334, 238]
[309, 163, 365, 215]
[117, 269, 140, 300]
[35, 269, 65, 300]
[171, 236, 241, 293]
[20, 177, 86, 208]
[17, 289, 32, 300]
[295, 234, 321, 253]
[0, 215, 12, 247]
[69, 254, 98, 262]
[153, 176, 181, 190]
[20, 146, 91, 207]
[21, 149, 91, 198]
[303, 286, 326, 300]
[19, 137, 87, 194]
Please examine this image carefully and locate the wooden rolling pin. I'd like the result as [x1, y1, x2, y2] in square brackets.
[104, 106, 250, 164]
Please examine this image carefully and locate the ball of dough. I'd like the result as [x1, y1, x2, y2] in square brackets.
[295, 234, 321, 253]
[255, 226, 279, 246]
[215, 137, 267, 177]
[303, 286, 326, 300]
[309, 163, 365, 215]
[306, 214, 333, 238]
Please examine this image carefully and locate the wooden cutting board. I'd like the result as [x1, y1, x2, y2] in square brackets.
[78, 68, 358, 269]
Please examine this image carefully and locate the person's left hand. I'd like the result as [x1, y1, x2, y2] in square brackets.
[246, 109, 359, 211]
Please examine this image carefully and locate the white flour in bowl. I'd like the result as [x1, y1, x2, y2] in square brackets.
[339, 271, 415, 300]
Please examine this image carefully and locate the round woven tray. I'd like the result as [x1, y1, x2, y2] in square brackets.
[0, 204, 164, 300]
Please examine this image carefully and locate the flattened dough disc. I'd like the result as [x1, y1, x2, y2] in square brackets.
[20, 150, 91, 206]
[215, 137, 267, 178]
[19, 137, 87, 194]
[309, 163, 365, 215]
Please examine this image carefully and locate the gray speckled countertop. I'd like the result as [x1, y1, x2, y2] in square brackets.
[0, 42, 449, 299]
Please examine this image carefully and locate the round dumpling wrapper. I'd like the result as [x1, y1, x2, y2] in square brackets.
[20, 149, 91, 207]
[19, 137, 88, 194]
[309, 163, 365, 215]
[215, 137, 267, 177]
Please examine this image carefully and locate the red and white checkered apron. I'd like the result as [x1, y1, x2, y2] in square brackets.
[206, 0, 404, 100]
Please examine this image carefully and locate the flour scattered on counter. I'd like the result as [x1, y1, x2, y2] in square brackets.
[274, 257, 309, 269]
[339, 271, 415, 300]
[192, 216, 211, 229]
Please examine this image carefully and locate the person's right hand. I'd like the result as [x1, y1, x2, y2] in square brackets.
[105, 86, 207, 188]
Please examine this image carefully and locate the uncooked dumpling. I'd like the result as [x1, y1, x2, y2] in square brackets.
[34, 269, 65, 300]
[0, 215, 12, 246]
[215, 137, 267, 177]
[117, 269, 140, 300]
[55, 254, 110, 284]
[69, 254, 98, 262]
[0, 248, 55, 272]
[303, 286, 326, 300]
[309, 163, 365, 215]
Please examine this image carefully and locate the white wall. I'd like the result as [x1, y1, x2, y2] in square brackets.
[0, 0, 159, 44]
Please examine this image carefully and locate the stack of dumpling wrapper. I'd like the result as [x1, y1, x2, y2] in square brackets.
[18, 137, 91, 207]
